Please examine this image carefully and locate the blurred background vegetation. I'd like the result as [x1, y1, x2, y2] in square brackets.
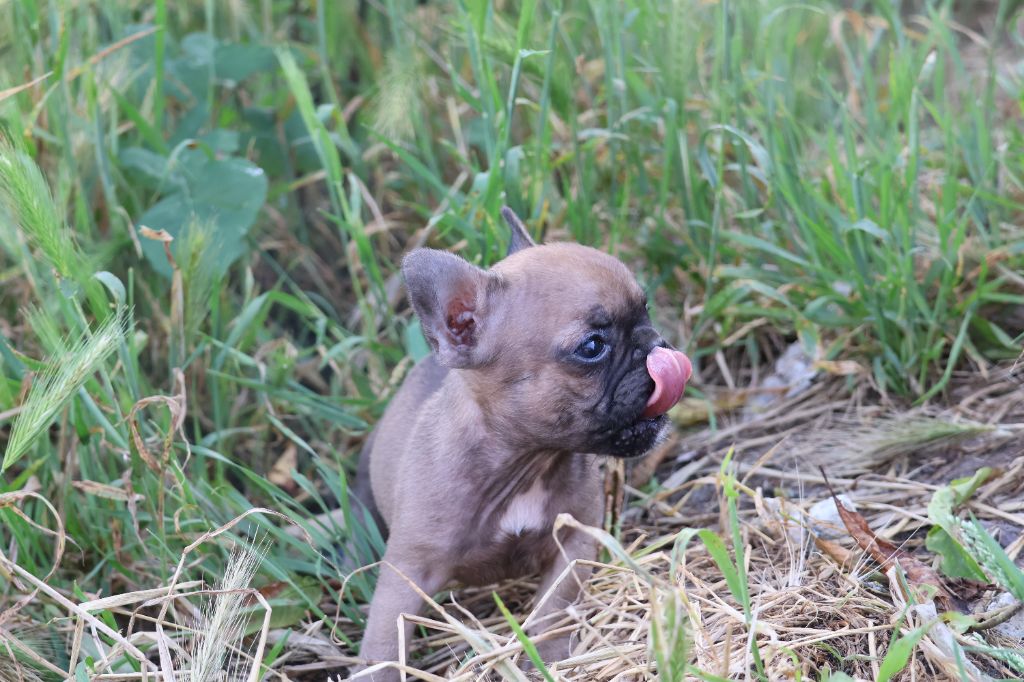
[0, 0, 1022, 677]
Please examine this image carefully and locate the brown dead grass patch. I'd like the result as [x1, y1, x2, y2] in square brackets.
[320, 368, 1024, 681]
[1, 371, 1021, 681]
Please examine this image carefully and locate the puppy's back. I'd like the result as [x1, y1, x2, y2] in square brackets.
[358, 355, 448, 527]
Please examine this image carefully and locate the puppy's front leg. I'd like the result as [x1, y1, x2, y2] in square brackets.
[525, 528, 598, 665]
[356, 554, 447, 682]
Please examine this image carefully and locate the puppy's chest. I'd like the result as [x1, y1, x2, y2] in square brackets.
[496, 477, 552, 537]
[450, 479, 560, 585]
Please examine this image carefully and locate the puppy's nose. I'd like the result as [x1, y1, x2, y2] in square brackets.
[641, 347, 692, 418]
[631, 328, 662, 360]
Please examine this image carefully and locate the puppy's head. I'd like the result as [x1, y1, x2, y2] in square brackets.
[402, 208, 692, 458]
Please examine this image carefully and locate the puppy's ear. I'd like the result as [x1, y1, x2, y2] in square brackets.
[500, 206, 536, 256]
[402, 249, 499, 368]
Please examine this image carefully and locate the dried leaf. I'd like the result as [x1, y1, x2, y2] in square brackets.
[814, 359, 865, 376]
[128, 369, 188, 473]
[816, 536, 855, 567]
[822, 469, 954, 611]
[268, 443, 298, 489]
[669, 392, 747, 426]
[72, 480, 145, 503]
[139, 226, 174, 242]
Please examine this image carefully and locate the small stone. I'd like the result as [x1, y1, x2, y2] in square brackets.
[990, 592, 1024, 640]
[807, 495, 857, 540]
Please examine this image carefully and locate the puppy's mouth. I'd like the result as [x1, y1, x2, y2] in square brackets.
[605, 413, 669, 459]
[596, 347, 693, 459]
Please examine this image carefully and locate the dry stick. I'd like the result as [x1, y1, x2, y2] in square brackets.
[68, 618, 87, 679]
[70, 580, 204, 678]
[135, 587, 268, 679]
[967, 500, 1024, 528]
[246, 590, 273, 682]
[0, 72, 52, 103]
[79, 581, 205, 613]
[91, 618, 122, 677]
[156, 508, 311, 625]
[442, 594, 506, 667]
[968, 600, 1024, 633]
[0, 405, 24, 422]
[4, 561, 158, 671]
[733, 463, 941, 492]
[155, 622, 177, 682]
[143, 509, 310, 681]
[89, 507, 309, 675]
[349, 661, 448, 682]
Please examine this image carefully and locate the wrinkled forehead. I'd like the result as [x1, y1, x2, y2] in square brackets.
[494, 243, 647, 323]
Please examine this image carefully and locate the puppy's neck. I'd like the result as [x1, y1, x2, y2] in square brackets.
[439, 370, 586, 510]
[475, 446, 583, 529]
[447, 368, 578, 458]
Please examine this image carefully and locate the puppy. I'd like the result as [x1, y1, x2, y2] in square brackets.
[350, 208, 692, 680]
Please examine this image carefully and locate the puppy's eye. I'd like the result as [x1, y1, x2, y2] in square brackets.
[575, 334, 608, 361]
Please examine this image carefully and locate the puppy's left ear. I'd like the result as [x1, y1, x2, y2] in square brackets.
[402, 249, 500, 369]
[500, 206, 536, 256]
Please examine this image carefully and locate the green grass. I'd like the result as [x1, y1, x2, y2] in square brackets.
[0, 0, 1022, 679]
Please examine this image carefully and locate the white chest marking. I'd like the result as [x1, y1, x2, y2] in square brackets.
[498, 478, 549, 537]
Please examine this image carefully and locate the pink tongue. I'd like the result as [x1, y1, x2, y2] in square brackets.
[642, 347, 693, 418]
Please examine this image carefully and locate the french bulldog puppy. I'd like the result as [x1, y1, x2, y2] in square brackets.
[350, 208, 692, 680]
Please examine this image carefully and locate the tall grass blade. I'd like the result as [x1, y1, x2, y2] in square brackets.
[492, 592, 555, 682]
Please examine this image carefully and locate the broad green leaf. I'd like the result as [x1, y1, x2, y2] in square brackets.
[119, 147, 179, 192]
[138, 149, 267, 278]
[215, 43, 276, 82]
[844, 218, 891, 241]
[93, 271, 126, 306]
[198, 129, 240, 155]
[947, 467, 995, 505]
[942, 611, 977, 635]
[403, 320, 431, 362]
[168, 32, 216, 99]
[240, 577, 322, 636]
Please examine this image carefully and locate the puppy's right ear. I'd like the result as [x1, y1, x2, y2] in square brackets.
[500, 206, 536, 256]
[402, 249, 497, 369]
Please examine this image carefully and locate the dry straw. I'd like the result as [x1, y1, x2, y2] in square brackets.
[327, 377, 1024, 681]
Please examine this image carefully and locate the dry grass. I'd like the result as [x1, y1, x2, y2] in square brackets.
[1, 372, 1021, 681]
[0, 1, 1021, 680]
[312, 368, 1024, 682]
[0, 510, 290, 682]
